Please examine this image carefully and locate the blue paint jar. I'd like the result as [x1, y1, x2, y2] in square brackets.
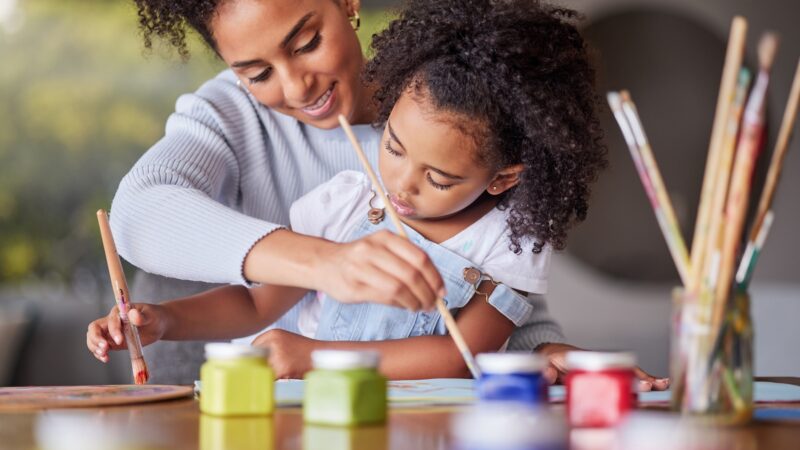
[476, 352, 548, 405]
[452, 404, 567, 450]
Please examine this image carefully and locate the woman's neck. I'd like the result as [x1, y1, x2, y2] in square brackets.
[400, 193, 499, 244]
[350, 80, 379, 125]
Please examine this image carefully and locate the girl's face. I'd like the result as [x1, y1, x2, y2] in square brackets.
[212, 0, 370, 128]
[378, 91, 521, 221]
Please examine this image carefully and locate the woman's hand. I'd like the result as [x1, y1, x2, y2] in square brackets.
[536, 343, 671, 392]
[86, 304, 169, 363]
[252, 329, 315, 379]
[314, 230, 445, 311]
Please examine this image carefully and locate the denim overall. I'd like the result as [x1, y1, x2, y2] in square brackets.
[311, 213, 536, 342]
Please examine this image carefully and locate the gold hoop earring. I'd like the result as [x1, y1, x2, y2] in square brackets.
[350, 12, 360, 31]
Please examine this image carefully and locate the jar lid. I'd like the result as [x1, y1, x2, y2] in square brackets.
[565, 351, 636, 371]
[204, 343, 269, 360]
[452, 404, 567, 447]
[476, 352, 548, 374]
[311, 350, 380, 370]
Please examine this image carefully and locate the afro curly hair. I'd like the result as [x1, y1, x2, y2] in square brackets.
[132, 0, 220, 59]
[365, 0, 607, 253]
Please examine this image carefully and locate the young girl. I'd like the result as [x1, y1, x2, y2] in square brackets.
[88, 0, 666, 387]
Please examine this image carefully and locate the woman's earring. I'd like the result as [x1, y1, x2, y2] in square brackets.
[350, 12, 361, 31]
[490, 185, 498, 193]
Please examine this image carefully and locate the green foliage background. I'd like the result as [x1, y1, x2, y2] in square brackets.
[0, 1, 393, 286]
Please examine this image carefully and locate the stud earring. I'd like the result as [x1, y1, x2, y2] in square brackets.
[350, 12, 361, 31]
[490, 185, 498, 193]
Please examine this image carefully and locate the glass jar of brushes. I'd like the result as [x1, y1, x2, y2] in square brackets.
[670, 287, 753, 424]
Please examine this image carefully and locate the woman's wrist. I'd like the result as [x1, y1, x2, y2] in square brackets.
[243, 229, 335, 290]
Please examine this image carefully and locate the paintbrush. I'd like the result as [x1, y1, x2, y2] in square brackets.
[607, 91, 691, 286]
[97, 209, 149, 384]
[336, 114, 482, 380]
[738, 58, 800, 289]
[712, 33, 779, 330]
[689, 16, 748, 293]
[700, 68, 752, 290]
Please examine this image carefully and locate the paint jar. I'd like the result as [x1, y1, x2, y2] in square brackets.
[452, 403, 568, 450]
[476, 352, 548, 405]
[303, 350, 387, 426]
[565, 351, 637, 428]
[618, 411, 756, 450]
[670, 288, 753, 424]
[200, 414, 274, 450]
[303, 424, 388, 450]
[200, 343, 274, 416]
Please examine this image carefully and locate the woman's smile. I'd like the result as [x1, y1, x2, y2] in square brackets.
[301, 82, 337, 118]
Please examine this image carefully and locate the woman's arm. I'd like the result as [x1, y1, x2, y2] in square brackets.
[255, 280, 514, 379]
[111, 75, 442, 310]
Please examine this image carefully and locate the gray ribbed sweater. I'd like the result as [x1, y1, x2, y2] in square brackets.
[110, 69, 565, 349]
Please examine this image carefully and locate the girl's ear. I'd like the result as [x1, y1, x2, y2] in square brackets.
[487, 164, 524, 196]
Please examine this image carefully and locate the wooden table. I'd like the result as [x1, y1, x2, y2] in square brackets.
[2, 381, 800, 449]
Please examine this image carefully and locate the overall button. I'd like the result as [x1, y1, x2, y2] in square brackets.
[463, 267, 482, 285]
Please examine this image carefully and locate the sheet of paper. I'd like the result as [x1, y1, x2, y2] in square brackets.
[276, 378, 476, 406]
[274, 380, 800, 407]
[632, 381, 800, 405]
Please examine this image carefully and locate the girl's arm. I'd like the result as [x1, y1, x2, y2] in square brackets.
[256, 281, 514, 379]
[159, 284, 309, 341]
[86, 284, 307, 362]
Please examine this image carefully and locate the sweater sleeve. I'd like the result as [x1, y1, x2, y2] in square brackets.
[506, 293, 567, 350]
[109, 72, 283, 285]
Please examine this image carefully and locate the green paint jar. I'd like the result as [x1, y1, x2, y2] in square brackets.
[303, 350, 387, 426]
[200, 343, 274, 416]
[200, 414, 274, 450]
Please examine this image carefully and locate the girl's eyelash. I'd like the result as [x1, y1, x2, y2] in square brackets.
[248, 32, 322, 84]
[384, 141, 402, 157]
[385, 142, 452, 190]
[426, 173, 453, 191]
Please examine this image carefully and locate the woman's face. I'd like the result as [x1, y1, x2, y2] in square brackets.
[378, 90, 501, 222]
[212, 0, 369, 128]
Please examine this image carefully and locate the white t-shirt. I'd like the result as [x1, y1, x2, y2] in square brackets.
[289, 170, 551, 338]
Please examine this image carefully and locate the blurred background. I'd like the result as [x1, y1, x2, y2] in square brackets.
[0, 0, 797, 386]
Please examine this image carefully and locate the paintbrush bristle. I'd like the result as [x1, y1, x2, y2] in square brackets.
[131, 358, 149, 385]
[758, 33, 779, 70]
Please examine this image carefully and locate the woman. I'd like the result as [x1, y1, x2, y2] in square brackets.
[115, 0, 664, 390]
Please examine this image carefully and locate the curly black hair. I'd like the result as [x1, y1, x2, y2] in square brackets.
[132, 0, 220, 59]
[365, 0, 607, 253]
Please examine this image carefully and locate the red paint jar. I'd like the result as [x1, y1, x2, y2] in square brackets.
[565, 352, 637, 428]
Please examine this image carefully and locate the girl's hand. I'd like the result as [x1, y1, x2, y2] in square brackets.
[315, 230, 445, 311]
[85, 303, 168, 363]
[536, 343, 671, 392]
[252, 329, 315, 379]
